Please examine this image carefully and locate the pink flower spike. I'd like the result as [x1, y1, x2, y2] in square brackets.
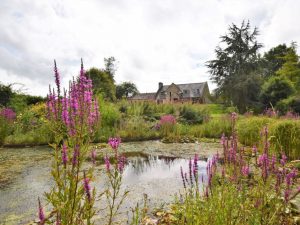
[108, 137, 121, 150]
[38, 197, 45, 223]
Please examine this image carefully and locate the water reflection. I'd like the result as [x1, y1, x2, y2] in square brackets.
[0, 146, 210, 224]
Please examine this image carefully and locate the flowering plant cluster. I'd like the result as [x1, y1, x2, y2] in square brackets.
[104, 137, 128, 225]
[176, 112, 299, 224]
[37, 60, 99, 225]
[0, 108, 16, 121]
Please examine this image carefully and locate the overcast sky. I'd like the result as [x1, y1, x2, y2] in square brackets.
[0, 0, 299, 96]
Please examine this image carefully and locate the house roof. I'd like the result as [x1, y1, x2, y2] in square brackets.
[158, 82, 208, 98]
[129, 92, 156, 100]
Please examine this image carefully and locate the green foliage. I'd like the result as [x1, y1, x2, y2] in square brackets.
[270, 119, 300, 159]
[276, 95, 300, 114]
[196, 116, 232, 138]
[86, 68, 116, 101]
[104, 56, 117, 80]
[260, 76, 295, 107]
[179, 106, 209, 124]
[207, 21, 263, 113]
[276, 44, 300, 87]
[0, 83, 13, 107]
[116, 82, 139, 99]
[8, 94, 28, 113]
[263, 44, 294, 77]
[237, 117, 273, 146]
[0, 116, 11, 145]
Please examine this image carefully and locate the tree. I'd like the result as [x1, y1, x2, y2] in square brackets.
[116, 82, 139, 99]
[104, 57, 117, 80]
[260, 76, 295, 108]
[276, 43, 300, 88]
[207, 21, 263, 113]
[263, 44, 293, 77]
[0, 83, 13, 107]
[86, 68, 116, 101]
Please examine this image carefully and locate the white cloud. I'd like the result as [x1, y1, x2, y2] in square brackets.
[0, 0, 299, 96]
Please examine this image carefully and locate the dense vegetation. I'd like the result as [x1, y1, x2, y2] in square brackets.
[27, 60, 299, 225]
[208, 21, 300, 114]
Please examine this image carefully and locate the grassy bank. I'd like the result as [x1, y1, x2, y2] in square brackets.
[1, 101, 299, 159]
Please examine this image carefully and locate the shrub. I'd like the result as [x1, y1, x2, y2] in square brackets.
[179, 106, 209, 124]
[260, 76, 295, 107]
[276, 95, 300, 114]
[269, 119, 300, 159]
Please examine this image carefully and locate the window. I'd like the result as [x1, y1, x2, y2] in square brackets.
[184, 90, 188, 94]
[197, 89, 200, 94]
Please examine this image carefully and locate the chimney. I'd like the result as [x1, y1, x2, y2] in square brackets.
[159, 82, 163, 90]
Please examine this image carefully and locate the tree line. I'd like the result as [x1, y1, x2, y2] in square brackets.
[207, 20, 300, 114]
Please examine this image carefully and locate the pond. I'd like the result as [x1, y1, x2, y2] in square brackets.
[0, 141, 220, 224]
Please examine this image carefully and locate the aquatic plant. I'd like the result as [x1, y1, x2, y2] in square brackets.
[37, 60, 99, 224]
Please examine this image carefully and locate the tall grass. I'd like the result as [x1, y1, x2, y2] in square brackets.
[270, 119, 300, 159]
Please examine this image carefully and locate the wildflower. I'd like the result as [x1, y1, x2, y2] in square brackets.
[159, 114, 176, 125]
[252, 145, 257, 155]
[54, 60, 61, 97]
[284, 189, 291, 203]
[270, 155, 277, 172]
[104, 155, 111, 171]
[72, 145, 79, 166]
[62, 142, 68, 166]
[83, 172, 91, 202]
[220, 133, 226, 145]
[241, 166, 250, 177]
[280, 153, 287, 166]
[231, 112, 237, 121]
[91, 149, 96, 165]
[108, 137, 121, 150]
[118, 155, 126, 173]
[0, 108, 16, 121]
[38, 197, 45, 223]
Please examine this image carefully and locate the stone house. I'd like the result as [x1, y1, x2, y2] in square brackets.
[130, 82, 211, 104]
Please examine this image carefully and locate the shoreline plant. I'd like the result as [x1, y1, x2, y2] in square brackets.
[174, 113, 300, 225]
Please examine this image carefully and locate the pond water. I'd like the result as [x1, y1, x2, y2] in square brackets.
[0, 141, 218, 224]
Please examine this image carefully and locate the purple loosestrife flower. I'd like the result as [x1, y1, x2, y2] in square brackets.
[62, 142, 68, 166]
[258, 153, 269, 181]
[83, 172, 91, 202]
[241, 166, 250, 177]
[72, 145, 79, 166]
[104, 155, 111, 171]
[91, 149, 96, 165]
[231, 112, 237, 121]
[280, 153, 288, 166]
[270, 155, 277, 172]
[221, 133, 226, 145]
[54, 60, 61, 97]
[159, 114, 176, 125]
[38, 197, 45, 223]
[252, 145, 257, 155]
[118, 155, 126, 173]
[0, 108, 16, 121]
[284, 189, 291, 203]
[108, 137, 121, 150]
